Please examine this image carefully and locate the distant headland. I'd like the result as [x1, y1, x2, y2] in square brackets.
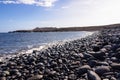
[10, 23, 120, 32]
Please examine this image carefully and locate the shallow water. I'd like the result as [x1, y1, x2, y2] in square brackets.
[0, 31, 93, 54]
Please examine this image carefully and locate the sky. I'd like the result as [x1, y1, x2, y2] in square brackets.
[0, 0, 120, 32]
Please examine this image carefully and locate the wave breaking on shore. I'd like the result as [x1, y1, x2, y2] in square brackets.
[0, 31, 94, 62]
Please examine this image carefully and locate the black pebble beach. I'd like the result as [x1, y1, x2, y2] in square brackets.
[0, 27, 120, 80]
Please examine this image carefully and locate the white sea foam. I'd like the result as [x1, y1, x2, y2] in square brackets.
[17, 31, 94, 55]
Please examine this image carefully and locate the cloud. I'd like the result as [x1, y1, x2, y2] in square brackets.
[61, 6, 69, 9]
[0, 0, 58, 7]
[52, 0, 120, 26]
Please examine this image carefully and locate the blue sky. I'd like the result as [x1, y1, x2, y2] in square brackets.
[0, 0, 120, 32]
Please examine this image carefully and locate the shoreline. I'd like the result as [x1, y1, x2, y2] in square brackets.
[0, 28, 120, 79]
[0, 31, 94, 62]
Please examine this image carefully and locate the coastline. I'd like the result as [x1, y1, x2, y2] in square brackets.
[0, 28, 120, 79]
[0, 31, 94, 62]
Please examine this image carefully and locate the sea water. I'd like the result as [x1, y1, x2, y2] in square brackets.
[0, 31, 93, 54]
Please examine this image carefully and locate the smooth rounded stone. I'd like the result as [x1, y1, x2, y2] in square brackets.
[116, 48, 120, 52]
[111, 57, 118, 62]
[34, 69, 42, 74]
[77, 65, 91, 76]
[88, 60, 97, 67]
[88, 51, 105, 61]
[58, 59, 63, 64]
[44, 68, 51, 74]
[91, 44, 100, 52]
[114, 51, 120, 59]
[10, 69, 19, 75]
[28, 74, 43, 80]
[103, 78, 109, 80]
[47, 70, 57, 76]
[16, 72, 22, 77]
[83, 53, 93, 59]
[103, 72, 117, 78]
[100, 48, 107, 53]
[0, 61, 4, 65]
[110, 77, 117, 80]
[50, 61, 58, 68]
[3, 71, 10, 76]
[0, 72, 6, 77]
[0, 77, 6, 80]
[78, 53, 84, 58]
[10, 75, 16, 79]
[95, 66, 110, 76]
[28, 56, 37, 63]
[72, 53, 81, 59]
[104, 45, 112, 50]
[64, 76, 68, 80]
[96, 61, 109, 66]
[68, 74, 77, 80]
[32, 50, 37, 53]
[87, 70, 101, 80]
[7, 62, 17, 66]
[36, 62, 44, 67]
[110, 63, 120, 70]
[71, 61, 80, 65]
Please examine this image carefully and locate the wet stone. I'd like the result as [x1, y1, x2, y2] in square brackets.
[10, 69, 19, 75]
[92, 44, 100, 52]
[110, 63, 120, 70]
[88, 60, 97, 67]
[77, 65, 91, 76]
[87, 70, 101, 80]
[0, 77, 6, 80]
[89, 51, 105, 61]
[95, 66, 110, 76]
[3, 71, 10, 76]
[28, 74, 43, 80]
[68, 74, 77, 80]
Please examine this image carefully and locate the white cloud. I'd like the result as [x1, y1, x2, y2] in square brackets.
[61, 6, 69, 9]
[52, 0, 120, 26]
[0, 0, 58, 7]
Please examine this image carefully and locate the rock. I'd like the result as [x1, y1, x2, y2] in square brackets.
[110, 63, 120, 70]
[91, 44, 100, 52]
[95, 66, 110, 76]
[16, 72, 22, 77]
[110, 77, 117, 80]
[7, 62, 17, 66]
[0, 72, 6, 77]
[83, 53, 93, 59]
[78, 53, 84, 58]
[103, 78, 109, 80]
[96, 61, 109, 66]
[68, 74, 77, 80]
[114, 51, 120, 59]
[3, 71, 10, 76]
[88, 60, 97, 67]
[10, 69, 19, 75]
[28, 74, 43, 80]
[58, 59, 62, 63]
[100, 48, 107, 53]
[89, 51, 105, 61]
[77, 65, 91, 76]
[0, 77, 6, 80]
[111, 57, 118, 62]
[87, 70, 101, 80]
[116, 48, 120, 52]
[33, 50, 37, 53]
[104, 45, 112, 50]
[0, 61, 4, 65]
